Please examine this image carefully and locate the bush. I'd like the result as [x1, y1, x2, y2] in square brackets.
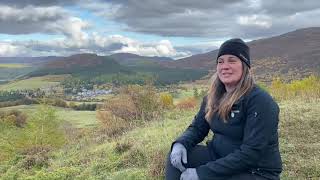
[270, 75, 320, 101]
[0, 110, 28, 128]
[0, 98, 38, 108]
[20, 146, 51, 170]
[27, 105, 66, 148]
[0, 105, 65, 163]
[99, 84, 161, 122]
[100, 95, 138, 121]
[54, 98, 68, 108]
[159, 93, 174, 109]
[121, 85, 161, 121]
[96, 110, 129, 137]
[97, 84, 162, 137]
[73, 103, 97, 111]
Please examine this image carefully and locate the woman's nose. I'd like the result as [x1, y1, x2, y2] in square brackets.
[220, 62, 230, 69]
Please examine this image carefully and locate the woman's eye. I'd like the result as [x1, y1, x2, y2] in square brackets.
[228, 59, 237, 63]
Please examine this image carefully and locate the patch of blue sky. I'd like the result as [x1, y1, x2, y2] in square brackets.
[66, 6, 119, 33]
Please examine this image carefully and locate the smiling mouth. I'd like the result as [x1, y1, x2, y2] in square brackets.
[222, 73, 232, 76]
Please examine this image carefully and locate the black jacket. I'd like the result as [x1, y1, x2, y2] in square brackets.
[175, 86, 282, 180]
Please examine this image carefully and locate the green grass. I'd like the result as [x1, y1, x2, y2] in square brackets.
[0, 95, 319, 179]
[56, 109, 97, 128]
[0, 105, 97, 128]
[0, 107, 196, 179]
[0, 75, 67, 91]
[0, 63, 30, 68]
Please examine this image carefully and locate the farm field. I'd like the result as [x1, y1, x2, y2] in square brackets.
[0, 75, 68, 91]
[0, 64, 30, 68]
[0, 104, 97, 128]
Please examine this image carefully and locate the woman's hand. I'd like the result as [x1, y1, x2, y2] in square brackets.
[180, 168, 199, 180]
[170, 143, 188, 172]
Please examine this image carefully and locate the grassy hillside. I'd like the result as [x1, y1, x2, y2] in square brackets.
[0, 65, 36, 82]
[1, 98, 319, 179]
[28, 55, 131, 78]
[26, 54, 208, 86]
[0, 77, 319, 179]
[0, 75, 68, 91]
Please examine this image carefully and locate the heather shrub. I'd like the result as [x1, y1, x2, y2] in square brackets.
[176, 97, 198, 110]
[0, 110, 27, 128]
[19, 146, 51, 170]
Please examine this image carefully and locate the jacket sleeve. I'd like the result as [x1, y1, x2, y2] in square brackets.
[173, 96, 210, 151]
[196, 91, 280, 179]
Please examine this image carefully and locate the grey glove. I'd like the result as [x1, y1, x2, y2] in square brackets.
[170, 143, 187, 172]
[180, 168, 199, 180]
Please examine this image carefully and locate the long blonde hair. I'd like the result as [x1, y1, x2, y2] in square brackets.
[205, 62, 254, 123]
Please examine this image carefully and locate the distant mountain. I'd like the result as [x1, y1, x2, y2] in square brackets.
[27, 53, 131, 77]
[3, 27, 320, 84]
[0, 56, 59, 64]
[160, 27, 320, 83]
[0, 53, 173, 67]
[109, 53, 173, 66]
[26, 53, 207, 85]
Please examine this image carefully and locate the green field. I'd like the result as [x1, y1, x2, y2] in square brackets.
[0, 105, 97, 128]
[0, 75, 68, 91]
[0, 63, 30, 68]
[56, 109, 97, 128]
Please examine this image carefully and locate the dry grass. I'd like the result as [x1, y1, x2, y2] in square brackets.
[279, 98, 320, 179]
[176, 97, 198, 110]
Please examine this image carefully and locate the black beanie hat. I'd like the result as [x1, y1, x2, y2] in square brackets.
[217, 38, 250, 68]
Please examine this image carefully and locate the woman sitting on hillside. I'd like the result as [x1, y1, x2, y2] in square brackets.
[165, 38, 282, 180]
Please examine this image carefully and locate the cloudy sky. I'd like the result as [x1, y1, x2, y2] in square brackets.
[0, 0, 320, 59]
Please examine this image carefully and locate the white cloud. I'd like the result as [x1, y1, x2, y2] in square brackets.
[0, 5, 89, 39]
[113, 38, 189, 58]
[237, 15, 272, 28]
[79, 0, 320, 39]
[0, 43, 21, 56]
[1, 34, 191, 58]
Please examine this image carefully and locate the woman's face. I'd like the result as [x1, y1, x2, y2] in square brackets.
[217, 54, 243, 90]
